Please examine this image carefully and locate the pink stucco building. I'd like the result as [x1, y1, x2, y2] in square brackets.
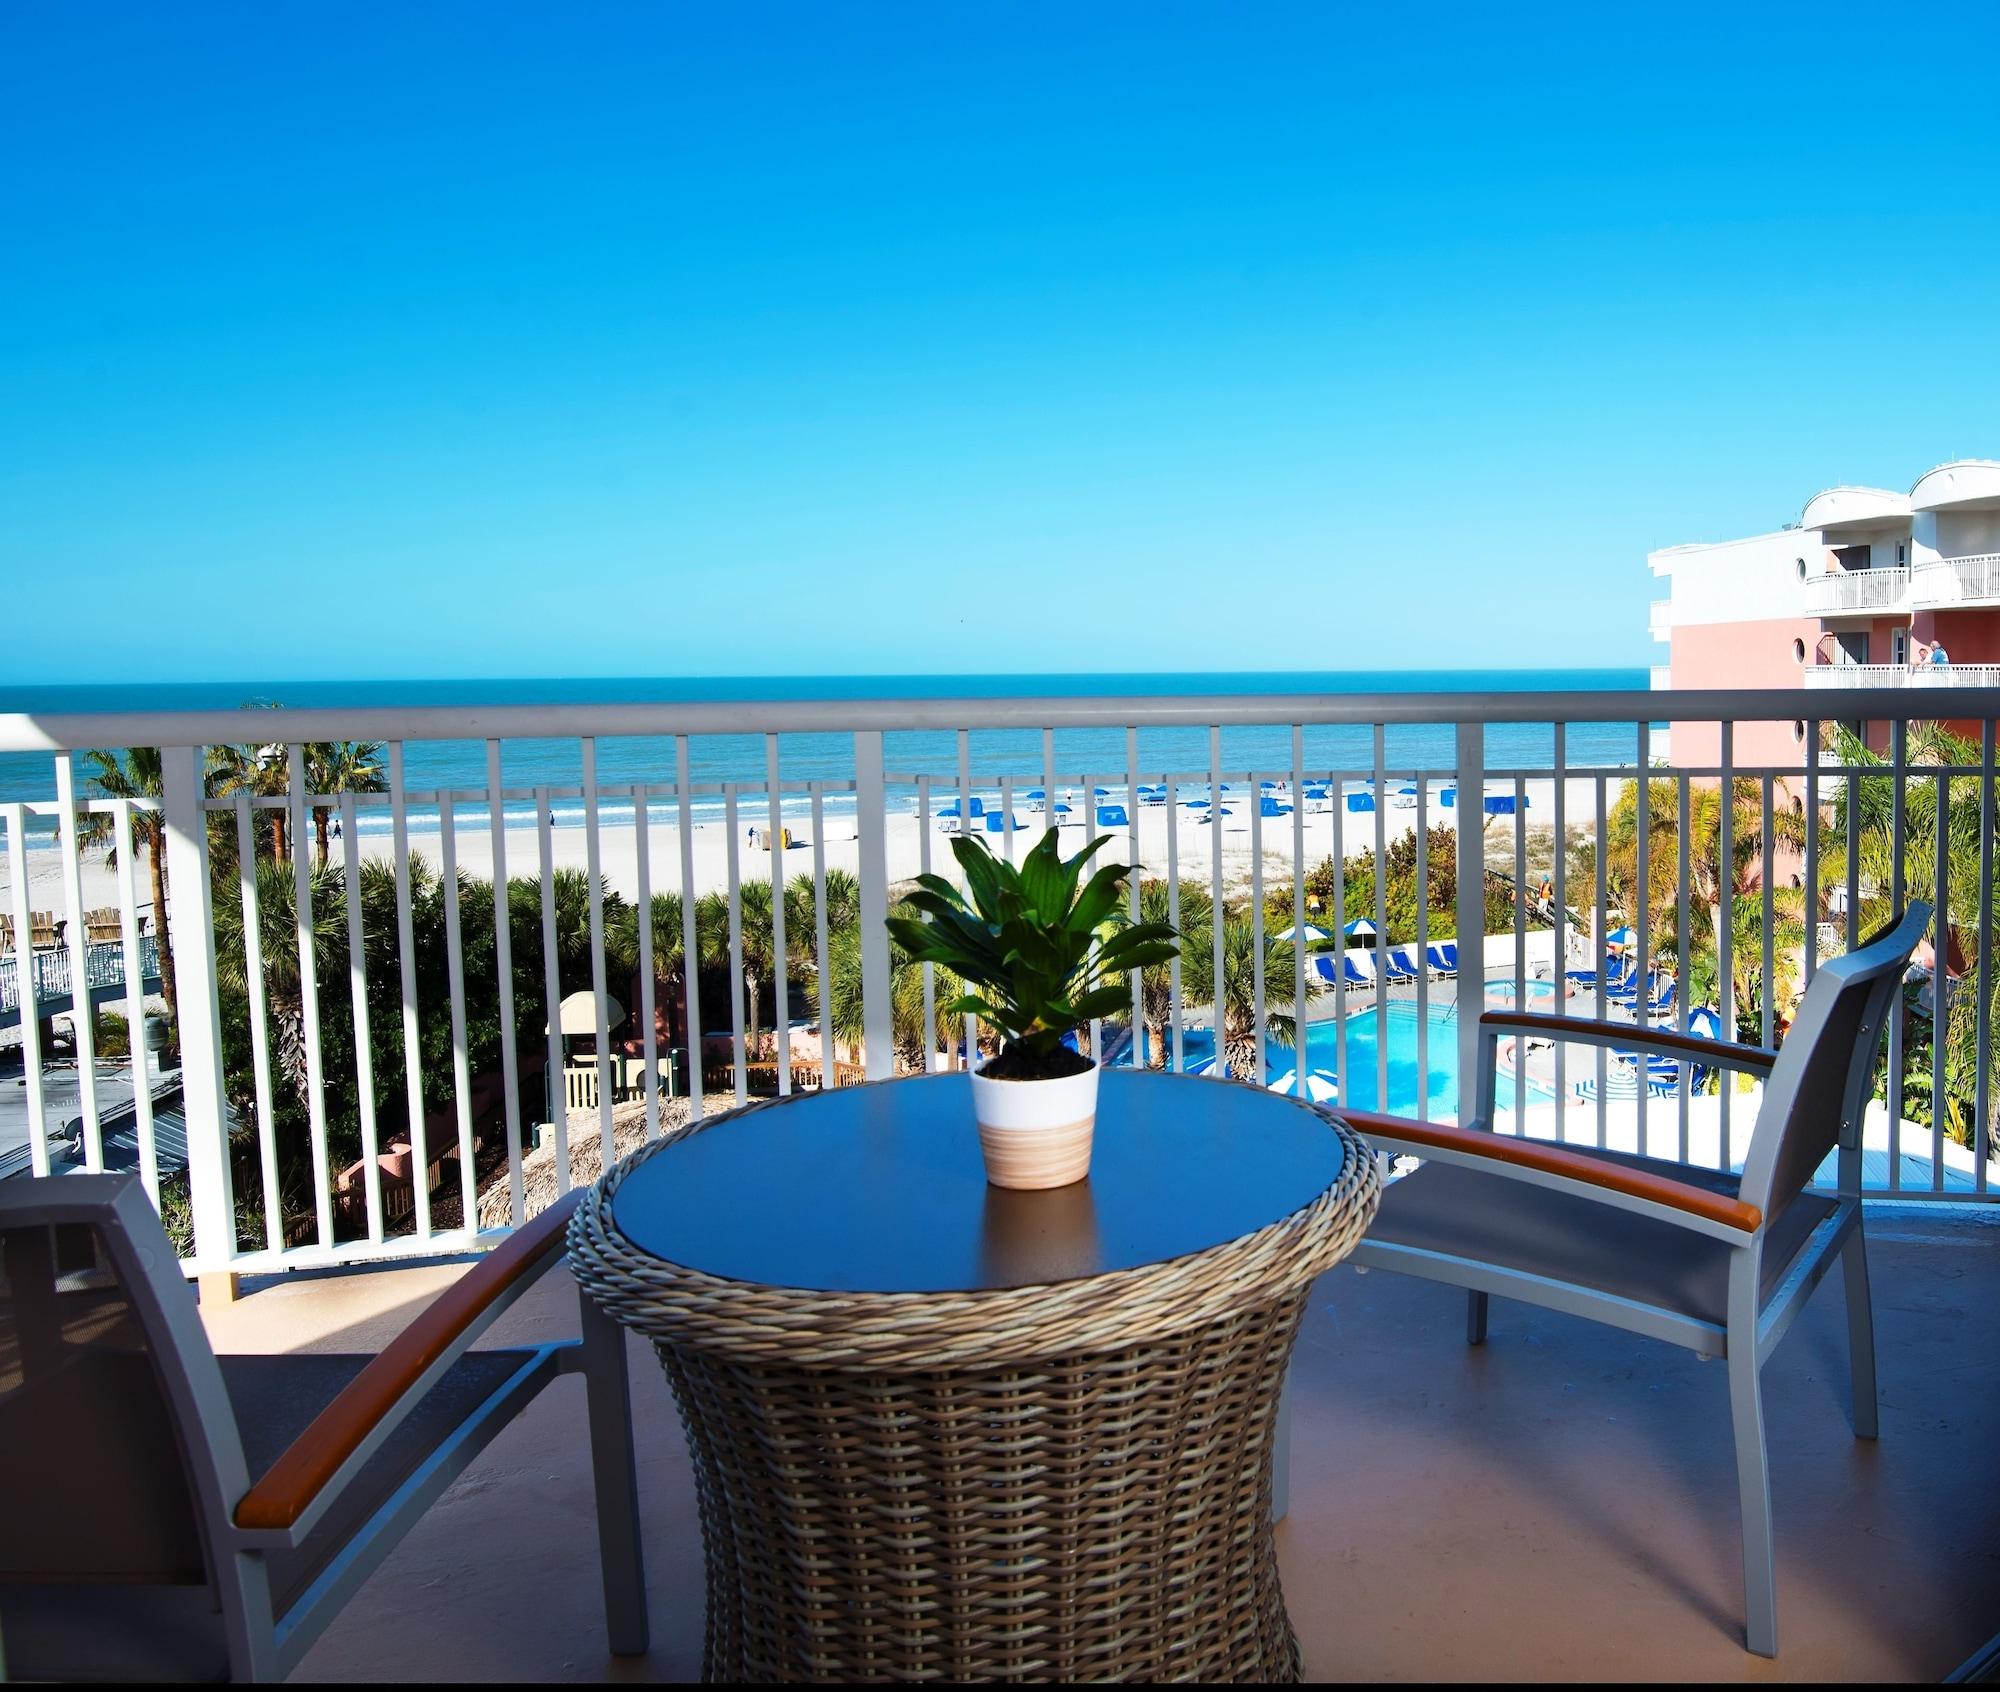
[1650, 458, 2000, 764]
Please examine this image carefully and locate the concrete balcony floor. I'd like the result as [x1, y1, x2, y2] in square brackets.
[200, 1206, 2000, 1684]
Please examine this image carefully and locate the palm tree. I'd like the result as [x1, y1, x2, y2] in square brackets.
[695, 879, 814, 1059]
[209, 852, 347, 1107]
[305, 740, 388, 867]
[610, 889, 686, 1045]
[78, 747, 180, 1021]
[1208, 913, 1319, 1080]
[825, 899, 965, 1071]
[208, 737, 294, 863]
[1133, 879, 1212, 1066]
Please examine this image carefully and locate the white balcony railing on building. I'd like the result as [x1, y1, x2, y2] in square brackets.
[2, 686, 1998, 1280]
[1647, 598, 1672, 637]
[1649, 665, 1673, 690]
[1909, 553, 2000, 611]
[1803, 565, 1912, 616]
[1804, 663, 2000, 689]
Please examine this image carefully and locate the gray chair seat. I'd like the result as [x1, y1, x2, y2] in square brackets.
[1372, 1151, 1835, 1325]
[219, 1349, 540, 1615]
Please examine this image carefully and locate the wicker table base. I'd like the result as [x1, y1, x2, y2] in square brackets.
[570, 1090, 1379, 1683]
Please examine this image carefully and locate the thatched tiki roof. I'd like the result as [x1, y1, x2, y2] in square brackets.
[476, 1095, 693, 1229]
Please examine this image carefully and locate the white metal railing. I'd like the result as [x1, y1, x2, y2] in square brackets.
[1649, 665, 1673, 691]
[2, 685, 1998, 1276]
[1909, 553, 2000, 610]
[1805, 663, 2000, 689]
[1803, 565, 1912, 616]
[1648, 598, 1672, 636]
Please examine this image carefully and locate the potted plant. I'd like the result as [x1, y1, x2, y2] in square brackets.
[887, 826, 1179, 1188]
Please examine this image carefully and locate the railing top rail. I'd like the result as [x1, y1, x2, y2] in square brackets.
[5, 686, 2000, 752]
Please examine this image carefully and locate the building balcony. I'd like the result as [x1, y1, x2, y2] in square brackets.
[1649, 663, 1672, 690]
[1908, 552, 2000, 611]
[1804, 660, 2000, 689]
[1803, 565, 1911, 617]
[1647, 597, 1672, 640]
[198, 1205, 1999, 1682]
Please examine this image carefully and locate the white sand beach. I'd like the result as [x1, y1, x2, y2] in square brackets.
[3, 777, 1626, 920]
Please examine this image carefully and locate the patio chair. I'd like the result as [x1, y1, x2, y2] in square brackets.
[1337, 903, 1931, 1657]
[0, 1174, 648, 1681]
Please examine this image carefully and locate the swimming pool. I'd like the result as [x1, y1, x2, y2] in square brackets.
[1168, 1000, 1552, 1118]
[1483, 978, 1559, 1002]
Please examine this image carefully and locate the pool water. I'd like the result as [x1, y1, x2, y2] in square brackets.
[1167, 1000, 1550, 1118]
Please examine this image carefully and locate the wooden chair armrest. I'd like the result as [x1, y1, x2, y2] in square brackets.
[1477, 1010, 1778, 1074]
[233, 1190, 584, 1531]
[1334, 1108, 1764, 1233]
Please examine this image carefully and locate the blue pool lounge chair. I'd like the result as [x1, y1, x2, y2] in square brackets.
[1425, 941, 1459, 976]
[1336, 904, 1932, 1657]
[1341, 954, 1375, 989]
[1384, 947, 1422, 983]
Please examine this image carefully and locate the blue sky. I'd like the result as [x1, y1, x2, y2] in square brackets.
[5, 2, 1997, 685]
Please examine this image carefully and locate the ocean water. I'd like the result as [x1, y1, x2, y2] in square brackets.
[0, 669, 1653, 830]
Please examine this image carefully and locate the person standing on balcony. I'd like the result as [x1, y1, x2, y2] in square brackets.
[1930, 640, 1951, 667]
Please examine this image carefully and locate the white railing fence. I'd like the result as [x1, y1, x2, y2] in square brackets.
[1, 686, 1997, 1277]
[1910, 553, 2000, 610]
[1803, 565, 1912, 615]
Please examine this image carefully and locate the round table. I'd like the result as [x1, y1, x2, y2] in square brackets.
[569, 1069, 1379, 1683]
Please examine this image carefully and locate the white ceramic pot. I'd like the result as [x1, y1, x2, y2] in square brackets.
[968, 1058, 1099, 1190]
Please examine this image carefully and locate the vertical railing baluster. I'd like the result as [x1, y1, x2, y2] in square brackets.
[535, 788, 569, 1191]
[1511, 770, 1526, 1139]
[1676, 774, 1692, 1164]
[1293, 725, 1308, 1103]
[5, 805, 50, 1177]
[1594, 772, 1609, 1144]
[114, 800, 158, 1202]
[956, 729, 976, 1066]
[582, 739, 615, 1156]
[233, 796, 280, 1248]
[160, 744, 236, 1274]
[438, 791, 478, 1227]
[1761, 776, 1775, 1050]
[1888, 720, 1908, 1191]
[918, 774, 936, 1069]
[1718, 724, 1734, 1166]
[1375, 727, 1391, 1113]
[486, 741, 525, 1226]
[1331, 766, 1348, 1092]
[388, 744, 428, 1240]
[1250, 763, 1266, 1086]
[1127, 726, 1142, 1063]
[725, 786, 746, 1105]
[1454, 722, 1485, 1124]
[633, 782, 659, 1141]
[811, 783, 832, 1090]
[290, 746, 333, 1247]
[1933, 768, 1949, 1192]
[54, 754, 101, 1168]
[1634, 724, 1651, 1154]
[854, 731, 893, 1082]
[1416, 769, 1430, 1121]
[675, 736, 705, 1117]
[1551, 725, 1566, 1129]
[1166, 776, 1184, 1071]
[766, 735, 790, 1096]
[1805, 720, 1821, 984]
[339, 790, 383, 1245]
[1208, 726, 1225, 1082]
[1977, 719, 1995, 1199]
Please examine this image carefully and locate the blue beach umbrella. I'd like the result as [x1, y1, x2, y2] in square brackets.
[1343, 918, 1380, 943]
[1276, 923, 1332, 943]
[1344, 791, 1376, 814]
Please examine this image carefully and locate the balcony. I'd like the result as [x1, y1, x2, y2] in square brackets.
[1650, 663, 1673, 690]
[1803, 565, 1911, 616]
[5, 684, 2000, 1679]
[1908, 552, 2000, 610]
[1648, 597, 1672, 640]
[203, 1204, 2000, 1682]
[1804, 661, 2000, 689]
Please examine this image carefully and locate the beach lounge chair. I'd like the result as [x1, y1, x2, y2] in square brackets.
[0, 1174, 650, 1681]
[1337, 903, 1932, 1657]
[1425, 941, 1458, 977]
[1383, 946, 1422, 983]
[1340, 953, 1375, 989]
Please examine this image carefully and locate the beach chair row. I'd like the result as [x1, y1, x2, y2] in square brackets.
[1307, 940, 1458, 991]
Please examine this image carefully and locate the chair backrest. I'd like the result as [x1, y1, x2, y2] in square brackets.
[1738, 903, 1932, 1222]
[0, 1175, 249, 1610]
